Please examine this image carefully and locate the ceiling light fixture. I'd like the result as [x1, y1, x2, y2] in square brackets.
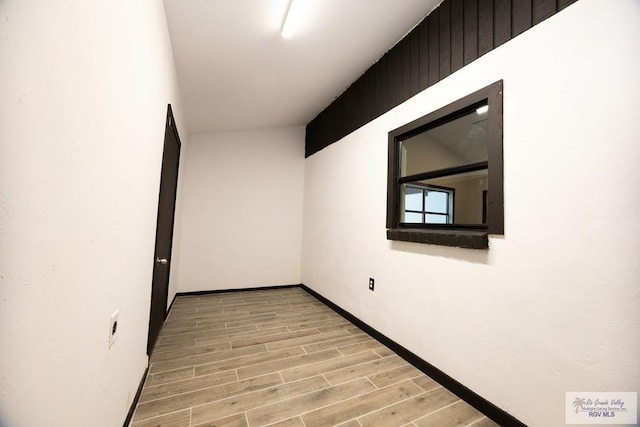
[476, 105, 489, 115]
[281, 0, 307, 38]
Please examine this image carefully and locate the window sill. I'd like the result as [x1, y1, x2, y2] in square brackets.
[386, 228, 489, 249]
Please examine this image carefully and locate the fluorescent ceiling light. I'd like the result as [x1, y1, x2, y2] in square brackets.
[281, 0, 308, 38]
[476, 105, 489, 115]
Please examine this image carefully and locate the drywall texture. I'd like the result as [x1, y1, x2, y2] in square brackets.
[0, 2, 186, 426]
[176, 128, 305, 291]
[301, 1, 640, 425]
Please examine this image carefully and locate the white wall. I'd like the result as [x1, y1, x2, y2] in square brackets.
[0, 2, 186, 426]
[176, 127, 305, 291]
[301, 1, 640, 425]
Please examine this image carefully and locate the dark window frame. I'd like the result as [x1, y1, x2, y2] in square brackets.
[386, 80, 503, 248]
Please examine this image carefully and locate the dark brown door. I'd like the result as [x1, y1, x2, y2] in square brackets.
[147, 104, 181, 355]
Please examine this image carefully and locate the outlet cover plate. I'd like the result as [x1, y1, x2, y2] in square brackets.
[369, 278, 375, 291]
[109, 310, 119, 348]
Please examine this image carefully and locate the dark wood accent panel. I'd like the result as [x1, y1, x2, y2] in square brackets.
[352, 76, 365, 129]
[393, 44, 404, 108]
[386, 46, 396, 110]
[438, 1, 451, 80]
[410, 30, 421, 96]
[377, 55, 389, 114]
[305, 0, 579, 157]
[344, 89, 354, 136]
[418, 20, 430, 90]
[463, 0, 478, 65]
[533, 0, 556, 24]
[450, 0, 464, 73]
[331, 94, 342, 142]
[478, 0, 494, 56]
[401, 37, 412, 101]
[390, 45, 403, 108]
[512, 0, 532, 36]
[304, 120, 318, 157]
[494, 0, 512, 47]
[428, 11, 440, 86]
[361, 70, 373, 125]
[558, 0, 578, 10]
[368, 69, 378, 123]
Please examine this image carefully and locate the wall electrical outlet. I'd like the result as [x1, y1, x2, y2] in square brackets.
[369, 278, 375, 291]
[109, 310, 119, 349]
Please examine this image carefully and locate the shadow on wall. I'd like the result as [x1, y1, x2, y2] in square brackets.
[389, 240, 490, 264]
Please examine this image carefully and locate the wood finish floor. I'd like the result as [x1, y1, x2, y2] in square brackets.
[130, 287, 498, 427]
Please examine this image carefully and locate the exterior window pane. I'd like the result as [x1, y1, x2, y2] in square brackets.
[425, 191, 448, 214]
[401, 184, 453, 224]
[404, 187, 422, 211]
[404, 212, 423, 223]
[426, 214, 448, 224]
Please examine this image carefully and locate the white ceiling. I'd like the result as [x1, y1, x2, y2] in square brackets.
[163, 0, 441, 134]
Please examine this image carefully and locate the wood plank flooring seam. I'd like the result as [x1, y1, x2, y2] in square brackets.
[411, 378, 443, 393]
[244, 378, 378, 425]
[299, 380, 424, 427]
[467, 417, 491, 426]
[189, 375, 331, 425]
[133, 372, 286, 422]
[133, 289, 500, 427]
[275, 353, 388, 384]
[193, 347, 307, 378]
[129, 407, 191, 427]
[144, 366, 196, 387]
[390, 396, 464, 427]
[138, 370, 240, 405]
[354, 389, 451, 426]
[179, 372, 305, 413]
[410, 395, 460, 418]
[149, 344, 271, 374]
